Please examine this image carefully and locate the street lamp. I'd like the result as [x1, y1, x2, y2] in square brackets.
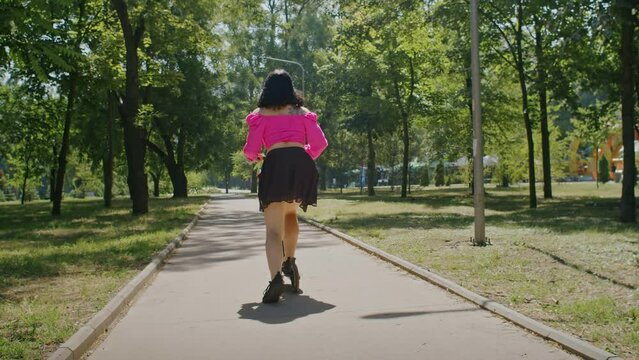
[470, 0, 487, 245]
[264, 56, 305, 95]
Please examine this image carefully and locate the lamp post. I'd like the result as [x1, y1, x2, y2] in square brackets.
[470, 0, 487, 245]
[264, 56, 305, 95]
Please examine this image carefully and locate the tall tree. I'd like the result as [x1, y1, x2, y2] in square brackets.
[110, 0, 149, 214]
[533, 15, 552, 199]
[616, 0, 636, 222]
[336, 1, 441, 198]
[52, 0, 90, 215]
[482, 0, 537, 207]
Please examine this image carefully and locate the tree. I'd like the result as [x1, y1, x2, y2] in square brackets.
[482, 0, 538, 208]
[334, 53, 394, 196]
[533, 14, 552, 199]
[0, 85, 59, 204]
[52, 0, 94, 215]
[110, 0, 149, 214]
[336, 1, 445, 198]
[140, 0, 220, 198]
[616, 0, 636, 222]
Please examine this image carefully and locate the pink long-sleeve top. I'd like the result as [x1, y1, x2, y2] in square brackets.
[242, 111, 328, 162]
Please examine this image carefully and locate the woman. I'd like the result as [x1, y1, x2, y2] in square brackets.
[243, 69, 328, 304]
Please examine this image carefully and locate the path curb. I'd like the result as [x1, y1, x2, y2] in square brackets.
[48, 199, 211, 360]
[302, 217, 621, 360]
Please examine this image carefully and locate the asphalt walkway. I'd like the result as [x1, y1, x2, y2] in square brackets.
[87, 196, 578, 359]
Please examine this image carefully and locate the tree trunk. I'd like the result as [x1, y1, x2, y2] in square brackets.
[319, 161, 327, 191]
[389, 140, 396, 191]
[224, 166, 230, 194]
[250, 168, 258, 193]
[52, 72, 78, 215]
[595, 150, 599, 189]
[618, 0, 636, 222]
[367, 127, 376, 196]
[112, 0, 149, 214]
[283, 0, 289, 52]
[103, 153, 113, 205]
[21, 152, 30, 205]
[150, 173, 160, 197]
[359, 164, 363, 194]
[401, 113, 409, 198]
[408, 164, 411, 194]
[123, 123, 149, 213]
[391, 60, 415, 199]
[175, 128, 188, 197]
[466, 75, 474, 195]
[501, 174, 509, 188]
[516, 2, 537, 208]
[267, 0, 276, 50]
[147, 141, 188, 198]
[49, 145, 57, 201]
[535, 19, 552, 199]
[49, 167, 55, 201]
[103, 92, 115, 208]
[167, 163, 188, 197]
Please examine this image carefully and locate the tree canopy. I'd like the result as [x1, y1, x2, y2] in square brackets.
[0, 0, 635, 221]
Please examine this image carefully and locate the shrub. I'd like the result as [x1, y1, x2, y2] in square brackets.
[69, 189, 85, 199]
[435, 161, 445, 187]
[5, 191, 16, 201]
[23, 188, 39, 202]
[421, 166, 430, 186]
[598, 156, 610, 183]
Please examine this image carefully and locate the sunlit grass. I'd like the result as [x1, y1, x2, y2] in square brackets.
[0, 196, 209, 359]
[308, 182, 639, 358]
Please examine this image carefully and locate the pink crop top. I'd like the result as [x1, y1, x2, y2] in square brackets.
[242, 111, 328, 161]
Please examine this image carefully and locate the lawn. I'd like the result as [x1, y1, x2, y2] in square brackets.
[306, 182, 639, 359]
[0, 196, 209, 359]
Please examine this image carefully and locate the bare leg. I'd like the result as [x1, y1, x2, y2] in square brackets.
[283, 202, 299, 258]
[263, 202, 285, 279]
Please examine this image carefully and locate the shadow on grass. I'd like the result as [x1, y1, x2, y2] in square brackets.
[0, 197, 207, 239]
[320, 188, 535, 212]
[0, 196, 211, 293]
[319, 190, 639, 235]
[325, 212, 474, 231]
[487, 197, 639, 235]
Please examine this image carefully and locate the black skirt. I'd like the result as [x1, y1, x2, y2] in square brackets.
[258, 147, 319, 212]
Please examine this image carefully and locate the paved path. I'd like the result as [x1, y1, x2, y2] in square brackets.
[88, 196, 578, 360]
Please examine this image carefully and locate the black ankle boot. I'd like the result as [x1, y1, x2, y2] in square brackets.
[262, 272, 285, 303]
[281, 257, 300, 292]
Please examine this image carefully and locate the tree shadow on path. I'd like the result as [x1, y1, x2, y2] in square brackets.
[238, 289, 336, 324]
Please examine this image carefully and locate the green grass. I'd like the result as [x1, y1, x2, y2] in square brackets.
[307, 182, 639, 359]
[0, 196, 209, 359]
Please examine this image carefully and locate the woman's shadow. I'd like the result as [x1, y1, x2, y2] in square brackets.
[238, 286, 336, 324]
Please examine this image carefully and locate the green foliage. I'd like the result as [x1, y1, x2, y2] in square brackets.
[231, 151, 254, 181]
[0, 84, 63, 203]
[186, 171, 210, 194]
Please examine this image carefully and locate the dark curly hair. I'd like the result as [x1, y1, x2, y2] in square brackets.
[257, 69, 304, 108]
